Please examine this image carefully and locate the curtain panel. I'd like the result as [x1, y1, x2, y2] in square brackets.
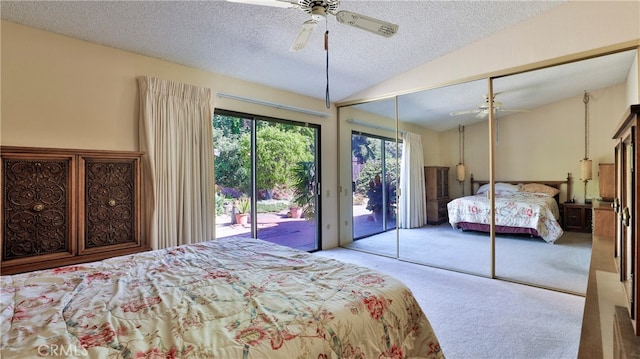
[399, 132, 427, 228]
[138, 76, 214, 249]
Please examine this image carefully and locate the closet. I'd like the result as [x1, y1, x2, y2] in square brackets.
[1, 146, 148, 274]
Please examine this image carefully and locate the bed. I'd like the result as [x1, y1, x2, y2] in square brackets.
[0, 237, 443, 358]
[446, 174, 571, 244]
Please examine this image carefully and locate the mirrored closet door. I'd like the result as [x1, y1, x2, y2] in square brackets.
[337, 47, 638, 296]
[394, 80, 492, 277]
[492, 49, 638, 294]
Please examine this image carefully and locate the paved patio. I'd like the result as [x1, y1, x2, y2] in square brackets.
[215, 209, 317, 251]
[215, 204, 395, 251]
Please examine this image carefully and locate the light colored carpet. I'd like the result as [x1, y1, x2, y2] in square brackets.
[315, 247, 585, 359]
[344, 224, 591, 295]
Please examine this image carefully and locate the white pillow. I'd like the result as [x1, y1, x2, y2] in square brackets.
[495, 183, 521, 192]
[476, 182, 521, 195]
[476, 184, 490, 195]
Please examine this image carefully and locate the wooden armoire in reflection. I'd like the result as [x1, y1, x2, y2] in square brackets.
[424, 166, 449, 225]
[1, 147, 149, 274]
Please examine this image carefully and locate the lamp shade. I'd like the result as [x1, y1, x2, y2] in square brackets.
[456, 163, 466, 182]
[580, 159, 593, 181]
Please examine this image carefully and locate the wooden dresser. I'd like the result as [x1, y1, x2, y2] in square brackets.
[1, 146, 149, 274]
[424, 166, 449, 225]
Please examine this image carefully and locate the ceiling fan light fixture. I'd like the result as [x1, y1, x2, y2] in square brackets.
[299, 0, 339, 14]
[479, 101, 502, 110]
[335, 10, 398, 37]
[310, 5, 327, 20]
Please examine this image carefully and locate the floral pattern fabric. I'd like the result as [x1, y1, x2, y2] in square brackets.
[447, 192, 563, 243]
[1, 237, 443, 358]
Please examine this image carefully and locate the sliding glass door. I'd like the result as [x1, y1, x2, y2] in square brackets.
[338, 97, 399, 257]
[351, 132, 399, 240]
[213, 110, 320, 251]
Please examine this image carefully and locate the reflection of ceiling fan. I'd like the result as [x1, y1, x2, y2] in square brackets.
[449, 94, 528, 119]
[226, 0, 399, 51]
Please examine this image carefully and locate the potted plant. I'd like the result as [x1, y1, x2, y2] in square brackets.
[289, 205, 303, 219]
[366, 174, 397, 222]
[290, 161, 315, 220]
[234, 197, 250, 225]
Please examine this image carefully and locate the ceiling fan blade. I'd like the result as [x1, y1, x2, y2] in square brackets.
[334, 10, 398, 37]
[450, 109, 481, 116]
[475, 111, 489, 119]
[289, 20, 317, 52]
[225, 0, 298, 9]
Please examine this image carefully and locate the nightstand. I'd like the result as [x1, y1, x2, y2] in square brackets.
[562, 202, 593, 232]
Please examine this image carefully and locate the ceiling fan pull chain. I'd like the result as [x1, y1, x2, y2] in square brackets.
[325, 29, 330, 109]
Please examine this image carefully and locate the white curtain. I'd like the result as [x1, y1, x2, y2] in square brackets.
[138, 76, 214, 249]
[399, 132, 426, 228]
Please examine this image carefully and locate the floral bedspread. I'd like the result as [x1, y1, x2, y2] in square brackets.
[447, 192, 563, 243]
[1, 237, 443, 358]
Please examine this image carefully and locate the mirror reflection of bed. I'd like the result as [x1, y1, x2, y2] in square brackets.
[451, 175, 571, 243]
[349, 173, 591, 295]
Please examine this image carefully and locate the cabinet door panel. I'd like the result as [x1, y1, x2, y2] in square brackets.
[2, 156, 75, 263]
[79, 157, 141, 254]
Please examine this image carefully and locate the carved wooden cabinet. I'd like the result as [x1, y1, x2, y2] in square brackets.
[424, 166, 449, 225]
[1, 147, 148, 274]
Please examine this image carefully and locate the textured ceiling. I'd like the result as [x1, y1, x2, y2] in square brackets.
[3, 1, 635, 132]
[1, 0, 566, 102]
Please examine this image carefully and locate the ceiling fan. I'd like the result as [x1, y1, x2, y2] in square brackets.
[226, 0, 399, 51]
[449, 94, 528, 119]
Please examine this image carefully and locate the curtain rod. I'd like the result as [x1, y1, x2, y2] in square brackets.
[347, 118, 405, 134]
[216, 92, 330, 118]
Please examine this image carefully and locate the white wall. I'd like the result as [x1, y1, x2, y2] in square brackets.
[626, 52, 640, 106]
[1, 21, 341, 249]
